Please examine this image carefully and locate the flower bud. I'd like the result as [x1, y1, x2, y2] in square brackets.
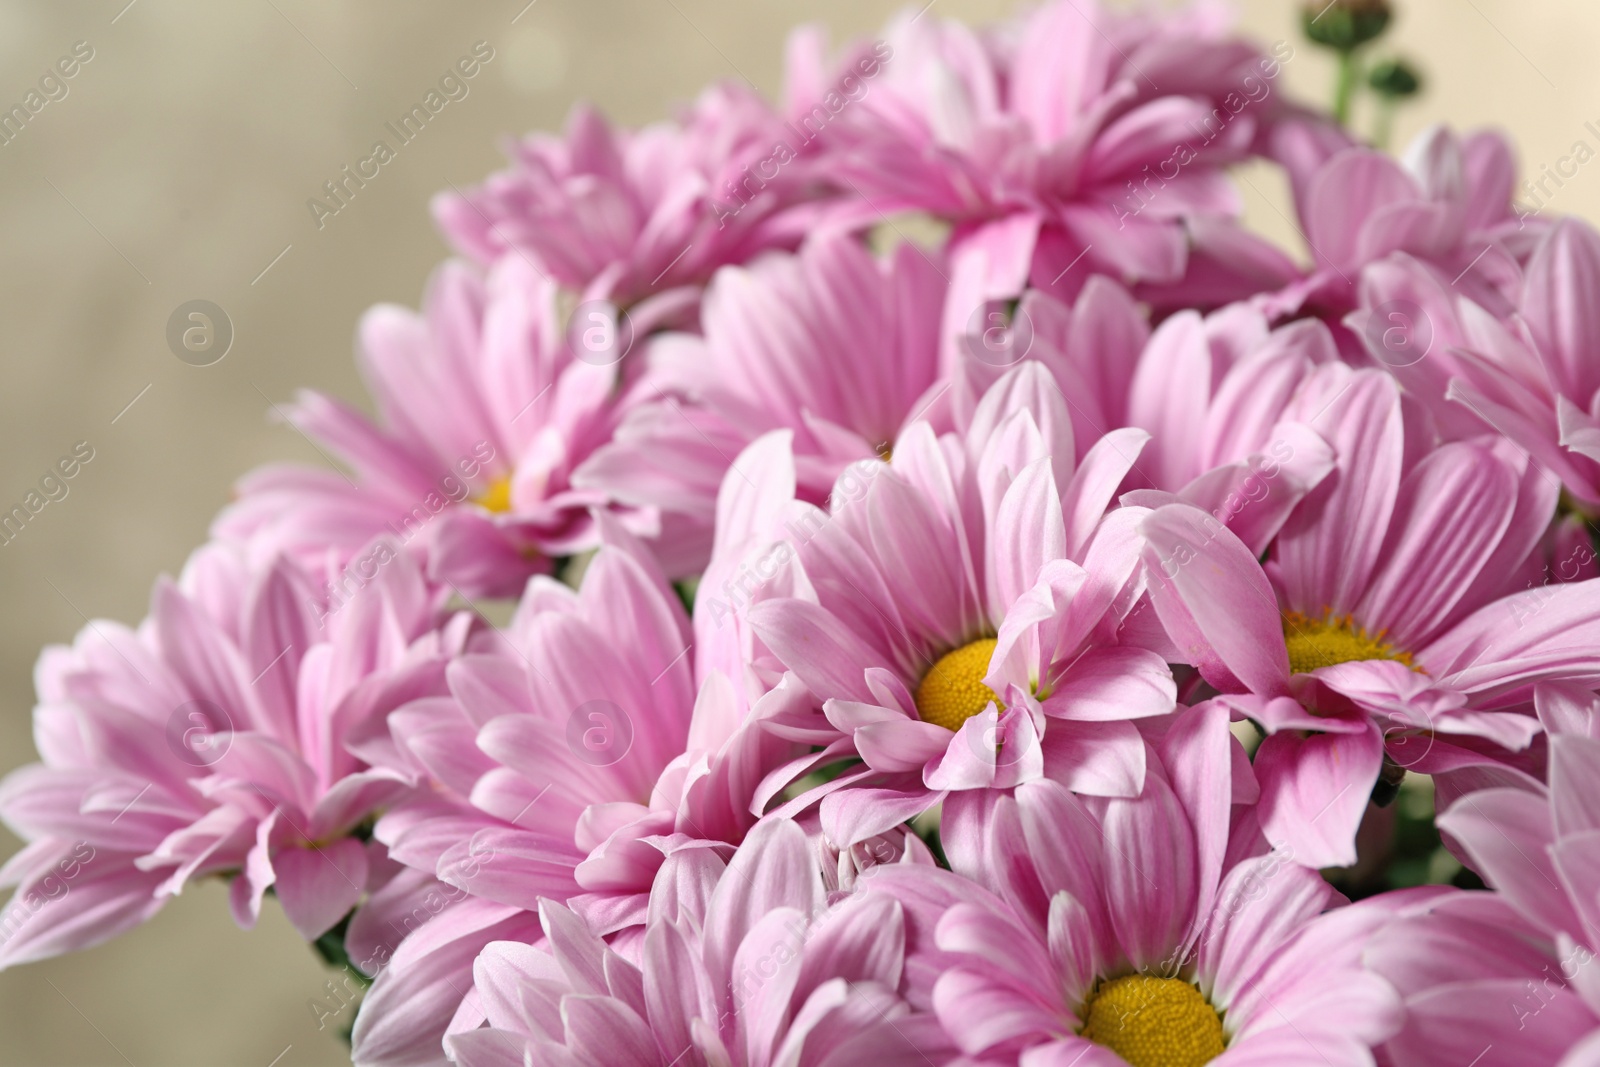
[1302, 0, 1392, 52]
[1368, 57, 1422, 98]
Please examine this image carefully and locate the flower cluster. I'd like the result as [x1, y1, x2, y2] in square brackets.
[6, 2, 1600, 1065]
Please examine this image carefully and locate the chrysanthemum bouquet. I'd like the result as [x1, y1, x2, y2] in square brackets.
[6, 2, 1600, 1064]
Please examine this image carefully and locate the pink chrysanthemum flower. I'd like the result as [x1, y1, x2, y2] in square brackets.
[446, 815, 957, 1067]
[336, 861, 545, 1067]
[216, 256, 677, 597]
[1445, 217, 1600, 508]
[1139, 368, 1600, 867]
[0, 540, 470, 968]
[347, 521, 804, 1066]
[585, 234, 1335, 573]
[1076, 301, 1340, 555]
[432, 84, 821, 316]
[1294, 129, 1558, 442]
[1277, 126, 1544, 324]
[1366, 729, 1600, 1066]
[718, 364, 1170, 850]
[574, 233, 950, 567]
[860, 703, 1405, 1066]
[811, 0, 1297, 308]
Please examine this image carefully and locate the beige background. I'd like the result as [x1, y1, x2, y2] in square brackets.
[0, 1, 1592, 1063]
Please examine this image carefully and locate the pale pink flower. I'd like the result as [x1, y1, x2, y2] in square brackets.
[861, 703, 1405, 1066]
[574, 233, 950, 561]
[1366, 732, 1600, 1066]
[1139, 367, 1600, 867]
[343, 862, 549, 1067]
[348, 520, 804, 1065]
[1278, 126, 1544, 324]
[0, 540, 469, 968]
[1445, 217, 1600, 507]
[447, 815, 958, 1067]
[216, 256, 676, 597]
[432, 85, 821, 316]
[812, 0, 1298, 311]
[1296, 129, 1558, 442]
[1077, 300, 1340, 555]
[717, 364, 1169, 851]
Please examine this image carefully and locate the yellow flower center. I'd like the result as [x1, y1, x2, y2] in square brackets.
[1080, 975, 1226, 1067]
[474, 475, 514, 514]
[913, 638, 1003, 732]
[1282, 611, 1415, 675]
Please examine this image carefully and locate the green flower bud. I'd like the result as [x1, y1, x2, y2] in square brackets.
[1303, 0, 1393, 52]
[1368, 57, 1423, 98]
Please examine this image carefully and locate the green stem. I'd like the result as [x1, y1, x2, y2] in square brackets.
[1334, 49, 1362, 127]
[1372, 97, 1395, 151]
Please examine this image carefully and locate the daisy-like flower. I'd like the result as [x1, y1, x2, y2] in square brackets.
[814, 0, 1298, 309]
[432, 83, 820, 318]
[573, 232, 950, 568]
[216, 255, 672, 597]
[1311, 130, 1558, 443]
[1365, 729, 1600, 1066]
[728, 363, 1168, 849]
[861, 703, 1405, 1067]
[348, 519, 806, 1066]
[1075, 301, 1340, 555]
[1445, 217, 1600, 508]
[586, 235, 1328, 573]
[447, 815, 957, 1067]
[0, 539, 470, 968]
[1276, 125, 1544, 323]
[1139, 367, 1600, 867]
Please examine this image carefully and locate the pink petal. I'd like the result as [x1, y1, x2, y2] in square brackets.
[855, 718, 957, 773]
[1140, 504, 1291, 697]
[1042, 646, 1175, 722]
[1254, 723, 1383, 868]
[1355, 441, 1518, 649]
[1038, 719, 1145, 798]
[1523, 218, 1600, 402]
[273, 835, 369, 940]
[1303, 148, 1419, 271]
[0, 853, 168, 969]
[1276, 367, 1405, 616]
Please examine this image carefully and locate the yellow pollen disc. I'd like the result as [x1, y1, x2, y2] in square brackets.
[1080, 975, 1225, 1067]
[913, 638, 1003, 732]
[474, 475, 514, 514]
[1282, 611, 1416, 675]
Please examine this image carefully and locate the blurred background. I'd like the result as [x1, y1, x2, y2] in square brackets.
[0, 0, 1593, 1063]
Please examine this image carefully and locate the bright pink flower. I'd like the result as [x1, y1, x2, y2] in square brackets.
[1139, 368, 1600, 867]
[1366, 732, 1600, 1066]
[716, 364, 1169, 850]
[216, 257, 677, 597]
[1444, 217, 1600, 507]
[812, 0, 1298, 310]
[861, 703, 1405, 1066]
[0, 540, 469, 968]
[447, 815, 958, 1067]
[432, 86, 820, 315]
